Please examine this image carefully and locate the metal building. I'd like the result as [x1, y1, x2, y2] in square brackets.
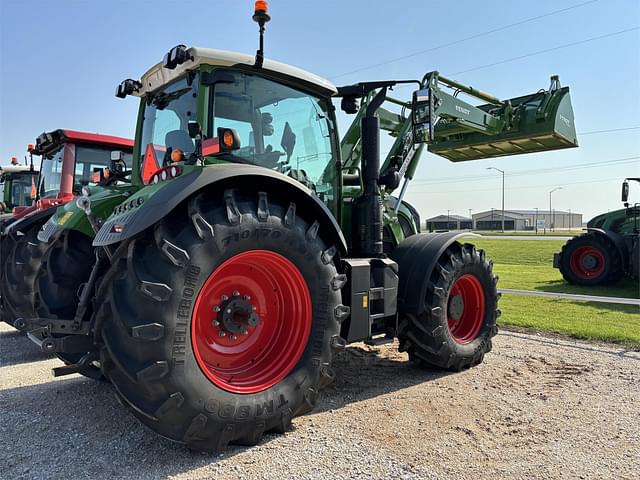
[426, 214, 473, 231]
[471, 209, 582, 231]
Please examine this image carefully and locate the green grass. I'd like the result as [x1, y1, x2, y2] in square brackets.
[468, 238, 640, 346]
[499, 295, 640, 347]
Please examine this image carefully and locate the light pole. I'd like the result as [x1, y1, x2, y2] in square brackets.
[568, 208, 572, 229]
[468, 208, 473, 230]
[534, 207, 539, 234]
[487, 167, 505, 232]
[549, 186, 562, 232]
[447, 209, 451, 231]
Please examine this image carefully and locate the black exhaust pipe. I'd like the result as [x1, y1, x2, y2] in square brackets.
[356, 87, 388, 257]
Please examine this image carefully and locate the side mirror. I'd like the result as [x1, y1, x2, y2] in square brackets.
[622, 180, 629, 203]
[188, 121, 202, 139]
[116, 79, 142, 99]
[280, 122, 296, 161]
[110, 151, 126, 174]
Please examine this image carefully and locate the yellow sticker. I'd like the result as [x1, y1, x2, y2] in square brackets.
[362, 295, 368, 309]
[58, 211, 73, 225]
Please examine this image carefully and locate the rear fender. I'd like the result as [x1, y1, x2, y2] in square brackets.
[3, 207, 56, 238]
[94, 164, 348, 254]
[38, 187, 136, 243]
[390, 232, 478, 315]
[585, 228, 629, 266]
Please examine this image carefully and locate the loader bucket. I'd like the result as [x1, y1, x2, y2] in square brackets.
[428, 86, 577, 161]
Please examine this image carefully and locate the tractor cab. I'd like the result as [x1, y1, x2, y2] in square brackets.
[0, 164, 39, 212]
[119, 45, 340, 214]
[32, 129, 134, 202]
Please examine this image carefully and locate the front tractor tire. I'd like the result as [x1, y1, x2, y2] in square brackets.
[398, 242, 499, 370]
[558, 233, 622, 286]
[95, 190, 344, 451]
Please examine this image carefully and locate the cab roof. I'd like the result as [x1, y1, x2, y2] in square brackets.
[32, 129, 134, 156]
[136, 47, 338, 97]
[0, 164, 38, 174]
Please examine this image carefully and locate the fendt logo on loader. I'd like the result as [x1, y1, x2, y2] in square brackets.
[455, 105, 471, 115]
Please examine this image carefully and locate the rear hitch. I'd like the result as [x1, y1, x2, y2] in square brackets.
[52, 352, 102, 380]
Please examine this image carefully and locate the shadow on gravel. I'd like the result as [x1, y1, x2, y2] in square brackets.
[0, 376, 256, 479]
[314, 344, 452, 414]
[0, 328, 53, 367]
[0, 343, 454, 479]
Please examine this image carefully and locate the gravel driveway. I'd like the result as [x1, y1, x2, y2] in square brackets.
[1, 322, 638, 480]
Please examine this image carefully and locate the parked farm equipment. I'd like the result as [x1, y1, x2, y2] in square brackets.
[11, 3, 578, 451]
[0, 163, 39, 220]
[554, 178, 640, 285]
[1, 129, 133, 331]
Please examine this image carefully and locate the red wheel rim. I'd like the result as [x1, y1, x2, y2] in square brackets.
[569, 246, 606, 280]
[191, 250, 312, 394]
[447, 274, 486, 344]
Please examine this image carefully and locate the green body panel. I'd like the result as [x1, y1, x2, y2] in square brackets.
[587, 207, 639, 234]
[103, 165, 200, 223]
[47, 185, 139, 238]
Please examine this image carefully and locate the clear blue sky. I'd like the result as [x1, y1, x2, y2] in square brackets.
[1, 0, 639, 220]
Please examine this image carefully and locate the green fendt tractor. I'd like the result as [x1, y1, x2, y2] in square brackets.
[19, 4, 577, 451]
[554, 178, 639, 285]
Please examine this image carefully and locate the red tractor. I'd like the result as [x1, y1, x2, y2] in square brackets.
[0, 129, 133, 325]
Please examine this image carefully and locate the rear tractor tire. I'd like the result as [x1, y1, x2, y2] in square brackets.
[558, 233, 622, 286]
[1, 222, 49, 327]
[34, 229, 102, 377]
[95, 190, 345, 451]
[398, 242, 499, 371]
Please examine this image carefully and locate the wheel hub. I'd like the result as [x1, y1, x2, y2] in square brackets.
[213, 292, 260, 338]
[581, 254, 598, 270]
[448, 294, 465, 321]
[191, 250, 312, 394]
[569, 245, 606, 280]
[446, 274, 486, 344]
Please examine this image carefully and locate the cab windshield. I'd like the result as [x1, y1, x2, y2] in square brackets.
[139, 75, 199, 178]
[3, 172, 37, 207]
[210, 71, 336, 205]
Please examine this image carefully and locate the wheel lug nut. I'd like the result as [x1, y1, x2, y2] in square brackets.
[221, 295, 229, 301]
[213, 306, 220, 312]
[226, 308, 232, 314]
[243, 294, 251, 301]
[233, 290, 240, 297]
[219, 331, 226, 337]
[242, 329, 248, 335]
[212, 320, 220, 326]
[252, 306, 257, 311]
[230, 334, 237, 340]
